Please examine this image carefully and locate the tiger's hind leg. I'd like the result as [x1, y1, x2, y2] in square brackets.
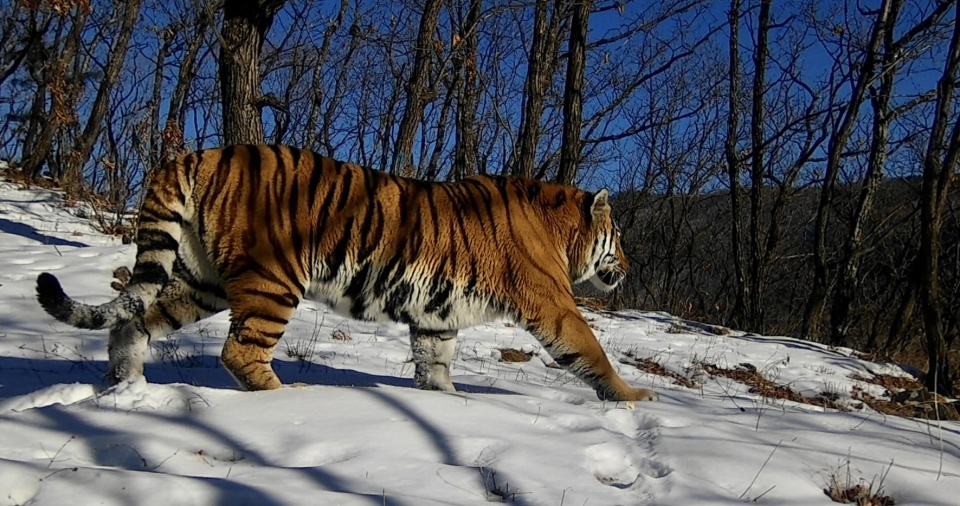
[220, 275, 299, 391]
[108, 276, 226, 385]
[409, 326, 457, 392]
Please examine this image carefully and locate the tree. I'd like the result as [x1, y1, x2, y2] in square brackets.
[513, 0, 565, 178]
[747, 0, 770, 332]
[66, 0, 142, 182]
[218, 0, 286, 145]
[391, 0, 443, 176]
[555, 0, 591, 186]
[724, 0, 747, 329]
[18, 1, 90, 179]
[916, 0, 960, 395]
[801, 0, 893, 340]
[451, 0, 482, 181]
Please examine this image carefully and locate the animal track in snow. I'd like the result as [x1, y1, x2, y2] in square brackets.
[585, 440, 671, 490]
[601, 408, 661, 437]
[271, 440, 359, 468]
[585, 408, 672, 491]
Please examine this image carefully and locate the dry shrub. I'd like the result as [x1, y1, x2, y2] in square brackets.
[621, 352, 700, 388]
[330, 329, 352, 341]
[702, 363, 848, 411]
[850, 373, 923, 391]
[499, 348, 534, 362]
[824, 460, 894, 506]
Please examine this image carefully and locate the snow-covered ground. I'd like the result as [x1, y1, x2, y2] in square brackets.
[0, 177, 957, 505]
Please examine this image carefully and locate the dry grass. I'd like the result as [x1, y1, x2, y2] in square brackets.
[850, 373, 923, 392]
[574, 297, 612, 311]
[849, 374, 960, 420]
[330, 329, 352, 341]
[499, 348, 534, 363]
[621, 353, 700, 388]
[824, 460, 894, 506]
[702, 363, 848, 411]
[848, 388, 915, 418]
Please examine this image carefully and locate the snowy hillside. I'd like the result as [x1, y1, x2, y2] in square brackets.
[0, 177, 957, 505]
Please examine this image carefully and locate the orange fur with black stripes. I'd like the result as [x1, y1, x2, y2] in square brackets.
[36, 145, 654, 401]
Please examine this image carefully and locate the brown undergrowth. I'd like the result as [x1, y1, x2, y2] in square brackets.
[850, 373, 959, 420]
[700, 363, 848, 411]
[823, 460, 895, 506]
[499, 348, 534, 363]
[620, 353, 699, 388]
[623, 351, 846, 410]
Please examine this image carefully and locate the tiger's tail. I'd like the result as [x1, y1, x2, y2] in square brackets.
[36, 160, 190, 330]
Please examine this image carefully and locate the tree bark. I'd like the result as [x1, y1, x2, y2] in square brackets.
[219, 0, 285, 146]
[724, 0, 747, 330]
[555, 0, 590, 186]
[451, 0, 482, 181]
[391, 0, 443, 177]
[513, 0, 564, 178]
[917, 0, 960, 395]
[747, 0, 770, 333]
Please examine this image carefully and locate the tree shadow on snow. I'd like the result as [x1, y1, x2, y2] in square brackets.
[0, 354, 518, 403]
[0, 217, 88, 248]
[0, 356, 527, 505]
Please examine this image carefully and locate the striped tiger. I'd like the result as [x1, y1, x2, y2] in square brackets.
[35, 145, 655, 402]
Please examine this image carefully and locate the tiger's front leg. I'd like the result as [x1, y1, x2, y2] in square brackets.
[409, 326, 457, 392]
[525, 301, 657, 402]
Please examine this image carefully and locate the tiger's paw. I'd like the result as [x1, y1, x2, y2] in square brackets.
[630, 388, 658, 402]
[597, 386, 658, 402]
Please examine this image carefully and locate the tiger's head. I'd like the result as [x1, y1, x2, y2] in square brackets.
[572, 189, 630, 291]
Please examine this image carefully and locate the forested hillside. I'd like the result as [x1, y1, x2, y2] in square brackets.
[1, 0, 958, 392]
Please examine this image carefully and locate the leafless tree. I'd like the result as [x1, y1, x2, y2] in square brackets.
[391, 0, 443, 176]
[218, 0, 285, 145]
[915, 0, 960, 395]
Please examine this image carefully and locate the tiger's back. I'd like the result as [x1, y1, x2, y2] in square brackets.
[36, 145, 655, 402]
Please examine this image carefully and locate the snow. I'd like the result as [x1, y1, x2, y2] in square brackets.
[0, 177, 957, 505]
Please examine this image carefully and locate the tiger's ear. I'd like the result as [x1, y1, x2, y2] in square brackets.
[590, 189, 611, 217]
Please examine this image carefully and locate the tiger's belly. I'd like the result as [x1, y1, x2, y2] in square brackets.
[304, 263, 500, 331]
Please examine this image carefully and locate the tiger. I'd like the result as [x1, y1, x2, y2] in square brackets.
[35, 144, 656, 402]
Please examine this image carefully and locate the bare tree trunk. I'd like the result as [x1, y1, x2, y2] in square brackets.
[304, 0, 349, 152]
[452, 0, 482, 181]
[513, 0, 564, 178]
[830, 0, 903, 346]
[424, 82, 456, 181]
[147, 26, 174, 168]
[555, 0, 590, 186]
[66, 0, 142, 183]
[724, 0, 747, 329]
[801, 0, 891, 339]
[163, 11, 211, 161]
[917, 0, 960, 395]
[20, 8, 88, 179]
[0, 11, 51, 89]
[747, 0, 770, 333]
[219, 0, 285, 146]
[392, 0, 443, 177]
